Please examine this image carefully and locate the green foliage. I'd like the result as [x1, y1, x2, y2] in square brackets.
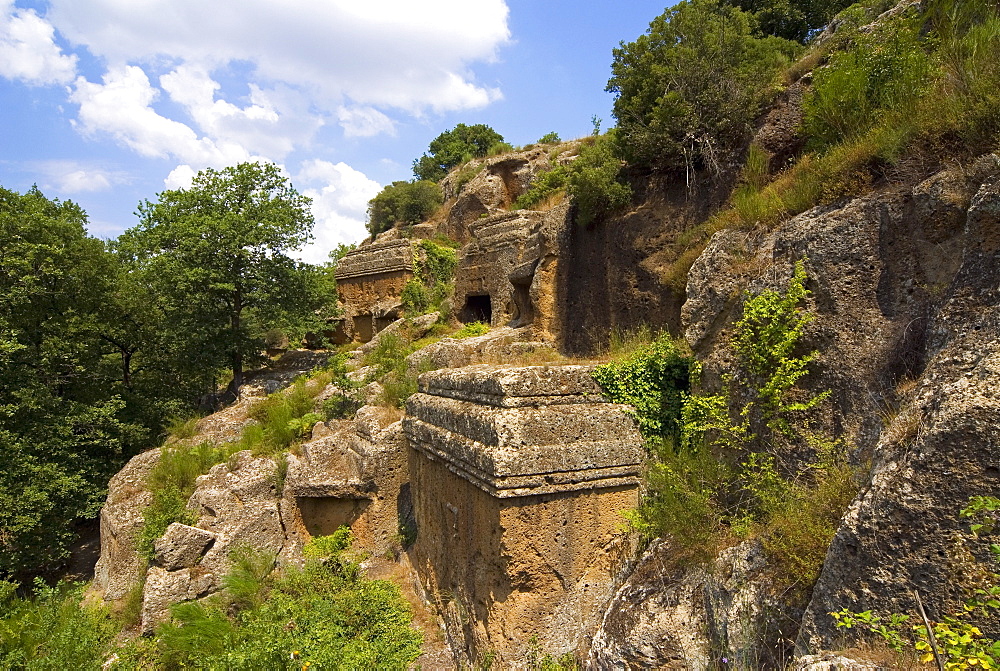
[513, 164, 569, 211]
[803, 17, 933, 151]
[362, 333, 423, 408]
[723, 0, 857, 42]
[365, 180, 443, 236]
[139, 535, 421, 670]
[303, 527, 354, 561]
[608, 0, 800, 174]
[361, 330, 438, 408]
[453, 321, 491, 338]
[120, 161, 328, 395]
[731, 260, 828, 430]
[537, 132, 561, 144]
[566, 131, 633, 226]
[0, 580, 117, 670]
[412, 123, 505, 181]
[223, 545, 277, 611]
[244, 377, 325, 455]
[593, 333, 693, 442]
[326, 242, 356, 268]
[322, 394, 362, 420]
[0, 185, 151, 578]
[402, 239, 459, 317]
[832, 496, 1000, 669]
[612, 264, 855, 585]
[138, 441, 236, 559]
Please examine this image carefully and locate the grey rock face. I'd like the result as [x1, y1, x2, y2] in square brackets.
[674, 155, 1000, 662]
[589, 540, 795, 670]
[153, 523, 216, 571]
[93, 448, 161, 600]
[140, 566, 216, 634]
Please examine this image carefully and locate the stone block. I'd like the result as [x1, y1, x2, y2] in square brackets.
[404, 364, 643, 665]
[153, 523, 216, 571]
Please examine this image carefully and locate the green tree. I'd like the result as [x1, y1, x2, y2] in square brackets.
[0, 186, 144, 577]
[723, 0, 855, 42]
[366, 180, 443, 236]
[412, 123, 505, 181]
[120, 162, 325, 396]
[607, 0, 800, 175]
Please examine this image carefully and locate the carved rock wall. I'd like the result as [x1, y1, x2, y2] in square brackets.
[403, 365, 643, 665]
[334, 239, 414, 342]
[453, 204, 569, 341]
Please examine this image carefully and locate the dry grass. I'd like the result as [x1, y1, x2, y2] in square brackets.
[533, 190, 568, 212]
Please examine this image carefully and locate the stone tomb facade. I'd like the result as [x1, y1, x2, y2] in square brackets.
[333, 239, 413, 342]
[403, 364, 643, 665]
[452, 205, 568, 342]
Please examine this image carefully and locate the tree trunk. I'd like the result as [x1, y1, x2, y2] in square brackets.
[230, 286, 244, 395]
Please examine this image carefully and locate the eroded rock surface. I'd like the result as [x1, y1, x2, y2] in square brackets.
[404, 364, 643, 666]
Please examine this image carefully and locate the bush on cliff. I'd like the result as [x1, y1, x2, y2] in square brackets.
[597, 264, 859, 587]
[128, 530, 421, 670]
[607, 0, 800, 176]
[412, 123, 506, 182]
[366, 180, 443, 237]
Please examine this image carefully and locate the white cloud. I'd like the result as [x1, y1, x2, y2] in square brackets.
[337, 106, 395, 138]
[29, 159, 129, 192]
[160, 65, 323, 159]
[47, 0, 510, 114]
[164, 164, 197, 190]
[69, 65, 252, 166]
[0, 0, 76, 85]
[294, 159, 382, 264]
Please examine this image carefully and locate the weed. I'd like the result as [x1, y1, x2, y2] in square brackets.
[0, 579, 118, 670]
[222, 545, 277, 612]
[146, 529, 421, 669]
[165, 414, 201, 441]
[453, 321, 491, 338]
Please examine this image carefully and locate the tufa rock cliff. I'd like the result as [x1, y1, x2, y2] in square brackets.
[94, 125, 1000, 667]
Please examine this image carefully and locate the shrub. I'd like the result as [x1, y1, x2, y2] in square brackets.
[512, 164, 569, 211]
[566, 131, 633, 227]
[607, 0, 800, 174]
[144, 531, 422, 670]
[803, 16, 933, 151]
[366, 180, 443, 236]
[402, 239, 458, 317]
[608, 263, 858, 585]
[413, 123, 506, 182]
[245, 375, 329, 454]
[592, 332, 693, 443]
[453, 321, 491, 338]
[722, 0, 858, 43]
[0, 580, 117, 670]
[537, 132, 561, 144]
[166, 414, 201, 440]
[138, 440, 236, 558]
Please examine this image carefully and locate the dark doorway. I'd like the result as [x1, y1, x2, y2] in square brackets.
[297, 496, 371, 537]
[460, 294, 492, 324]
[352, 314, 374, 342]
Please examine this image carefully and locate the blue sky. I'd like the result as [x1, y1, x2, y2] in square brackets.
[0, 0, 669, 262]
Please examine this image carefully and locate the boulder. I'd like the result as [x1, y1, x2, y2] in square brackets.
[140, 566, 216, 634]
[153, 523, 216, 571]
